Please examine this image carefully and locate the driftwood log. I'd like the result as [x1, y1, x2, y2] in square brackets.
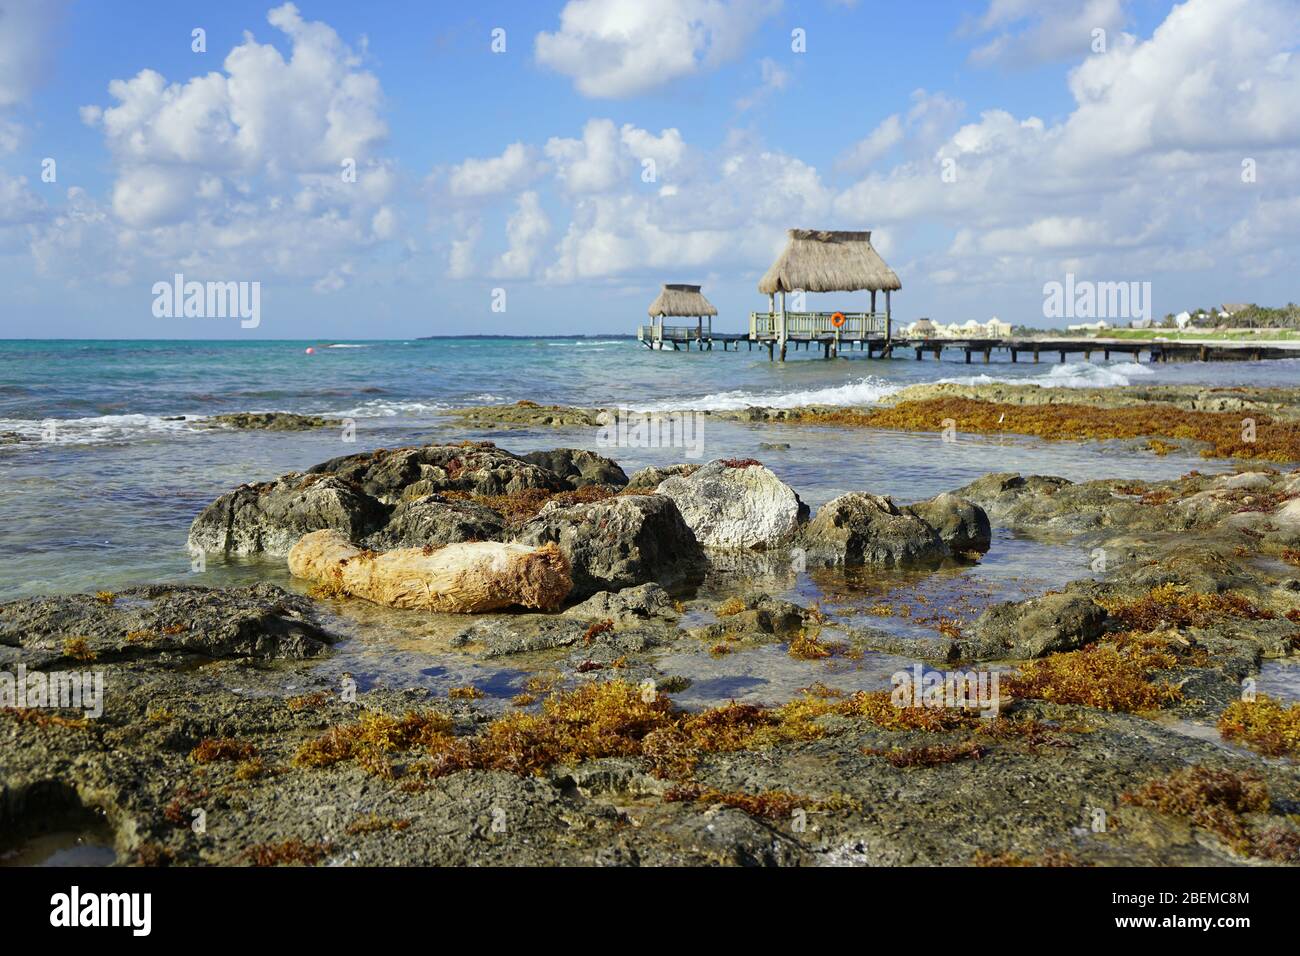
[287, 530, 572, 613]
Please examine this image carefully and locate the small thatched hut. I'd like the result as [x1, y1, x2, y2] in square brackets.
[758, 229, 901, 297]
[755, 229, 901, 358]
[648, 283, 718, 320]
[642, 283, 718, 348]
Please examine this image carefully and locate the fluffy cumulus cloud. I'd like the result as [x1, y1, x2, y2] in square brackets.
[447, 143, 546, 199]
[834, 0, 1300, 297]
[44, 3, 394, 288]
[494, 191, 552, 278]
[545, 119, 686, 195]
[535, 0, 780, 98]
[969, 0, 1128, 67]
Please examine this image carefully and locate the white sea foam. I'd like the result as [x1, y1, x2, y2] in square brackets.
[626, 358, 1161, 413]
[331, 399, 451, 418]
[630, 375, 905, 412]
[0, 413, 200, 446]
[937, 360, 1155, 390]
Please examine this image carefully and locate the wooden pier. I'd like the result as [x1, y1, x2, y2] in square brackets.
[640, 327, 1300, 363]
[638, 230, 1300, 364]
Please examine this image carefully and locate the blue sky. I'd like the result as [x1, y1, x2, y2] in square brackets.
[0, 0, 1297, 338]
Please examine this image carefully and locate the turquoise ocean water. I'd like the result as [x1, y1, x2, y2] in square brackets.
[1, 337, 1297, 601]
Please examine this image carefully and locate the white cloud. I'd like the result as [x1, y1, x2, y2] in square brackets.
[88, 4, 385, 172]
[835, 91, 964, 174]
[545, 141, 831, 283]
[0, 0, 66, 108]
[108, 165, 197, 227]
[0, 169, 45, 226]
[493, 191, 552, 278]
[447, 142, 545, 198]
[545, 119, 685, 195]
[736, 58, 790, 111]
[836, 115, 903, 173]
[969, 0, 1127, 67]
[833, 0, 1300, 307]
[446, 218, 481, 280]
[535, 0, 780, 98]
[49, 3, 395, 290]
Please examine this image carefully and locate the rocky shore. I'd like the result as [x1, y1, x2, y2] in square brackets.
[4, 405, 1300, 867]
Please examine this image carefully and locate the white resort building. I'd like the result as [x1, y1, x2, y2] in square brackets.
[901, 317, 1012, 339]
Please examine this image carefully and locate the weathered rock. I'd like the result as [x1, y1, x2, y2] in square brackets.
[625, 464, 698, 491]
[515, 494, 704, 599]
[445, 403, 601, 428]
[450, 615, 674, 658]
[1124, 546, 1254, 594]
[1267, 498, 1300, 545]
[200, 412, 341, 431]
[691, 593, 816, 641]
[1215, 471, 1275, 491]
[311, 443, 565, 504]
[955, 473, 1194, 536]
[883, 381, 1300, 419]
[802, 493, 946, 567]
[655, 460, 807, 550]
[363, 494, 505, 549]
[0, 583, 337, 664]
[288, 531, 571, 613]
[189, 443, 570, 555]
[906, 493, 991, 556]
[521, 448, 628, 489]
[188, 474, 390, 556]
[562, 583, 680, 625]
[963, 592, 1107, 659]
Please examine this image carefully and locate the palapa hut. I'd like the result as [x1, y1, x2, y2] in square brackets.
[755, 229, 901, 359]
[640, 283, 719, 350]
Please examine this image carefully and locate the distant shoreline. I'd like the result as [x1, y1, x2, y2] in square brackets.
[0, 334, 642, 343]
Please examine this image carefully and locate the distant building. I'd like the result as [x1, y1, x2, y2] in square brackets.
[1067, 320, 1110, 332]
[1173, 311, 1192, 329]
[905, 317, 1010, 339]
[1130, 318, 1153, 329]
[1221, 303, 1253, 316]
[985, 316, 1012, 338]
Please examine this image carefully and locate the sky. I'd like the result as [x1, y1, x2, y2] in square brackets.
[0, 0, 1298, 338]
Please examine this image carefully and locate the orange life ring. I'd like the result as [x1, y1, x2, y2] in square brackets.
[831, 312, 846, 328]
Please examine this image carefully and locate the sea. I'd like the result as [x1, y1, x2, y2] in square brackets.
[5, 334, 1300, 773]
[2, 336, 1298, 602]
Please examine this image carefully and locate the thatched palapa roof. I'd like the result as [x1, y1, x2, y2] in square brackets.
[758, 229, 901, 295]
[648, 283, 717, 317]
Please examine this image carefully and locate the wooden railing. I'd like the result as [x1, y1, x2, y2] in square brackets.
[639, 323, 709, 342]
[748, 311, 890, 340]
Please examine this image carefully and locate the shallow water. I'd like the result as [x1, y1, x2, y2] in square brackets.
[1259, 659, 1300, 704]
[2, 337, 1274, 599]
[0, 829, 117, 867]
[0, 803, 117, 868]
[0, 337, 1285, 710]
[0, 413, 1212, 601]
[258, 525, 1089, 711]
